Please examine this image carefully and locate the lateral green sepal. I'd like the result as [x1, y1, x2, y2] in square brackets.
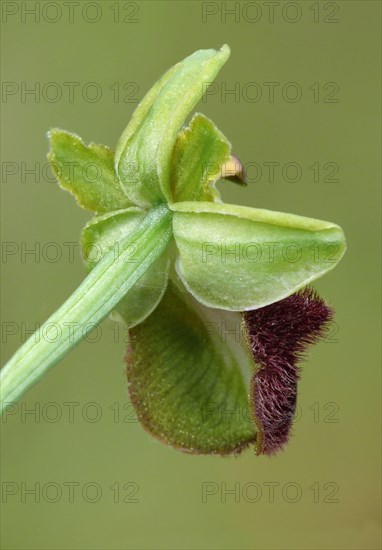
[171, 201, 346, 310]
[81, 208, 170, 327]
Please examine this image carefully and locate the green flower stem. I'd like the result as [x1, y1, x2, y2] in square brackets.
[0, 205, 172, 412]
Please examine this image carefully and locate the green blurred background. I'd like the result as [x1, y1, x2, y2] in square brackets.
[1, 1, 380, 549]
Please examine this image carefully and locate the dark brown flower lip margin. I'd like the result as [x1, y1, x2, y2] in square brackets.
[241, 287, 334, 457]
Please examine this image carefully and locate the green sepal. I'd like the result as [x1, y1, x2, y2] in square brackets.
[126, 277, 256, 455]
[171, 201, 346, 311]
[48, 129, 132, 213]
[115, 45, 230, 207]
[170, 113, 231, 203]
[81, 208, 170, 327]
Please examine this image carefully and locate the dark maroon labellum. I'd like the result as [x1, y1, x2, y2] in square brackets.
[243, 288, 333, 456]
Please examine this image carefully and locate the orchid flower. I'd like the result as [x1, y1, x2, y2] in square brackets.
[0, 45, 346, 455]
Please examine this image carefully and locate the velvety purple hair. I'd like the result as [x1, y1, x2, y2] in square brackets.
[243, 287, 333, 455]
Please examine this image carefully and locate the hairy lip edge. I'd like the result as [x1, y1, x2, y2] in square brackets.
[243, 287, 333, 456]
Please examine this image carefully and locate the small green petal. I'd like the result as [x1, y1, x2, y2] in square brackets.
[170, 113, 231, 203]
[48, 129, 132, 213]
[81, 209, 169, 327]
[115, 45, 230, 207]
[171, 201, 346, 311]
[126, 278, 256, 454]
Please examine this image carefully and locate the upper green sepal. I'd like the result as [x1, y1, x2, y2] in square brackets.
[115, 45, 231, 207]
[48, 129, 132, 213]
[171, 201, 346, 311]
